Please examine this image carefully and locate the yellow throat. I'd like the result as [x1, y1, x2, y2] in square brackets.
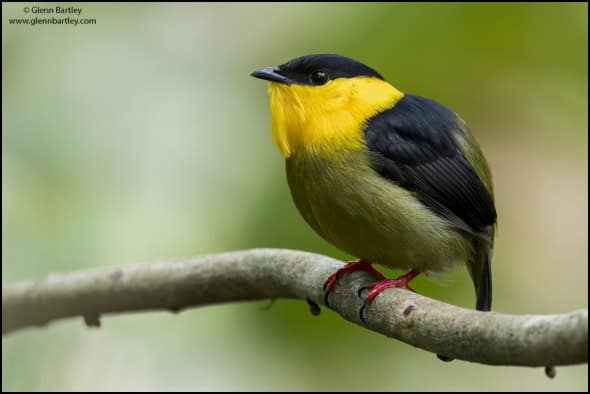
[267, 77, 404, 159]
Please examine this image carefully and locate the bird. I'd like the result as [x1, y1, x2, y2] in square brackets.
[251, 53, 497, 316]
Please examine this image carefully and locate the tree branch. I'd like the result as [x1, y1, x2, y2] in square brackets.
[2, 249, 587, 367]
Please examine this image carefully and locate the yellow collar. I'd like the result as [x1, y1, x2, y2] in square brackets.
[267, 77, 403, 160]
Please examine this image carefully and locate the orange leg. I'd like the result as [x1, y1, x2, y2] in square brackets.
[360, 269, 420, 304]
[323, 260, 385, 306]
[358, 270, 421, 322]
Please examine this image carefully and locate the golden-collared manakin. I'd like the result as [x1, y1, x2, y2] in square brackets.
[251, 54, 497, 314]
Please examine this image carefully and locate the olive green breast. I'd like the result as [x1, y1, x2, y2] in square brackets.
[285, 148, 473, 273]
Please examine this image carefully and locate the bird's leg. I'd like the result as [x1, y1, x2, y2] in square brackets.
[359, 269, 420, 305]
[323, 260, 385, 306]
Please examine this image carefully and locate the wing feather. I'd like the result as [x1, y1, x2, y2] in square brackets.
[364, 94, 496, 236]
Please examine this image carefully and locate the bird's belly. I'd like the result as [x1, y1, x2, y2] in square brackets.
[286, 152, 470, 273]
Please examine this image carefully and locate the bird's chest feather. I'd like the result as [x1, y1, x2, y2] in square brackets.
[286, 150, 372, 238]
[285, 150, 471, 270]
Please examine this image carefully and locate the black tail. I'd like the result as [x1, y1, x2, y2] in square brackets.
[470, 244, 493, 312]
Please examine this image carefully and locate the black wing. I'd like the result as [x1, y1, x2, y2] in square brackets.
[364, 94, 497, 236]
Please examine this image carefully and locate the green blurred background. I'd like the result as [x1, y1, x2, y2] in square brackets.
[2, 2, 587, 391]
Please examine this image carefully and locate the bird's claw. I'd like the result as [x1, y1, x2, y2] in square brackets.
[323, 272, 340, 307]
[358, 303, 368, 323]
[357, 285, 368, 298]
[323, 288, 332, 308]
[323, 260, 381, 308]
[356, 270, 421, 321]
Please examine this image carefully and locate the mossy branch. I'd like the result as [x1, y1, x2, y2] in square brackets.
[2, 249, 587, 368]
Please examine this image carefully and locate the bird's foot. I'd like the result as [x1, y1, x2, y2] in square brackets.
[358, 270, 420, 322]
[323, 260, 385, 307]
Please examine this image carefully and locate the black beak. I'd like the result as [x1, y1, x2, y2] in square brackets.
[251, 67, 292, 84]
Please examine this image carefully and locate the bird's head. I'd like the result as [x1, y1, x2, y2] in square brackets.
[251, 54, 403, 158]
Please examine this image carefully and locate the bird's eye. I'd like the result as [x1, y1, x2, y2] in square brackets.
[310, 70, 329, 85]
